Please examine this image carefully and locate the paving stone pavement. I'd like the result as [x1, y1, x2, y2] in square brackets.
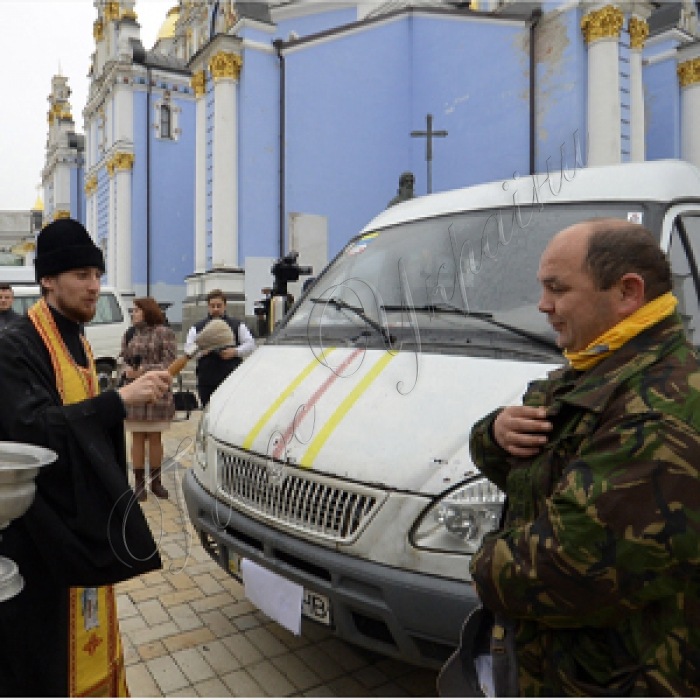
[119, 411, 439, 697]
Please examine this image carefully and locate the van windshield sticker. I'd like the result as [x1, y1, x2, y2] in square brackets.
[347, 232, 379, 256]
[627, 212, 643, 224]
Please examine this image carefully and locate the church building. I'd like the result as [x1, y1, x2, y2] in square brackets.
[41, 0, 700, 326]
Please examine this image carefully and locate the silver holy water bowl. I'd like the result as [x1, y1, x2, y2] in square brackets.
[0, 442, 57, 602]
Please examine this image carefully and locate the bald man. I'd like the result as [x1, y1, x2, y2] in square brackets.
[468, 219, 700, 696]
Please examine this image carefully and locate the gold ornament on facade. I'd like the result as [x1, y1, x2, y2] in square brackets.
[93, 20, 104, 41]
[581, 5, 624, 44]
[84, 176, 98, 196]
[53, 210, 70, 222]
[678, 58, 700, 88]
[628, 17, 648, 49]
[209, 51, 242, 81]
[121, 8, 138, 21]
[113, 153, 135, 171]
[191, 70, 206, 97]
[104, 2, 121, 23]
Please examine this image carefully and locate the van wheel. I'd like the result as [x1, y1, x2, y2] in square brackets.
[96, 362, 114, 392]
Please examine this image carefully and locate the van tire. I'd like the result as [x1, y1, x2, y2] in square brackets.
[96, 361, 115, 393]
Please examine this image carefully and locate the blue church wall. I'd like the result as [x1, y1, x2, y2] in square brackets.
[96, 166, 110, 283]
[149, 98, 196, 288]
[284, 18, 413, 257]
[533, 7, 587, 177]
[238, 25, 276, 42]
[238, 46, 282, 261]
[132, 90, 149, 289]
[70, 167, 85, 224]
[644, 58, 680, 160]
[275, 8, 358, 41]
[411, 15, 531, 194]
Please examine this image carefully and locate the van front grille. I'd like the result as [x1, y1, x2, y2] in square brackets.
[216, 447, 385, 543]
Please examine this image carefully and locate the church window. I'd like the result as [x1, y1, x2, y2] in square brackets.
[160, 105, 172, 139]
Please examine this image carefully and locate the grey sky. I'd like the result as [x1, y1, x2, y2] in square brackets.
[0, 0, 172, 211]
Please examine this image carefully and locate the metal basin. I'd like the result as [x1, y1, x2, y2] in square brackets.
[0, 442, 57, 602]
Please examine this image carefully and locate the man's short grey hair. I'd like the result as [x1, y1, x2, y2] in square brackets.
[583, 218, 672, 302]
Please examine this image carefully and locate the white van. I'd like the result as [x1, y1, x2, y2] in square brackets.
[8, 284, 130, 391]
[183, 160, 700, 668]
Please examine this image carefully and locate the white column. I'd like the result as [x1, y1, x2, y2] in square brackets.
[113, 83, 134, 145]
[628, 10, 650, 161]
[678, 49, 700, 169]
[107, 160, 117, 286]
[209, 51, 242, 268]
[582, 5, 625, 166]
[114, 154, 134, 294]
[192, 70, 208, 272]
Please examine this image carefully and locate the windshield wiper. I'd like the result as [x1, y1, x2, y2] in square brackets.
[309, 298, 393, 344]
[382, 303, 561, 354]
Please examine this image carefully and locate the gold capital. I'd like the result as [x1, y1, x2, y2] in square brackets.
[628, 16, 648, 49]
[113, 153, 135, 171]
[93, 19, 104, 41]
[191, 70, 207, 97]
[104, 2, 121, 23]
[121, 8, 137, 21]
[581, 5, 624, 44]
[209, 51, 242, 81]
[678, 58, 700, 88]
[53, 210, 70, 221]
[48, 103, 72, 125]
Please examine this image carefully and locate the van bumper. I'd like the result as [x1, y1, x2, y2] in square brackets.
[183, 469, 479, 669]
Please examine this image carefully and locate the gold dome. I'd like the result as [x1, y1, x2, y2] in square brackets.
[157, 6, 180, 41]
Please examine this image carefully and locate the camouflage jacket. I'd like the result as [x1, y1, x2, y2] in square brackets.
[469, 313, 700, 696]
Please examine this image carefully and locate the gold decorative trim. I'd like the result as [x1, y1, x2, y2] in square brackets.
[678, 58, 700, 88]
[209, 51, 242, 81]
[113, 153, 135, 171]
[104, 2, 121, 23]
[191, 70, 206, 97]
[106, 159, 116, 178]
[581, 5, 624, 44]
[53, 210, 71, 221]
[121, 8, 137, 21]
[93, 19, 104, 41]
[48, 103, 73, 125]
[628, 17, 648, 49]
[84, 176, 98, 196]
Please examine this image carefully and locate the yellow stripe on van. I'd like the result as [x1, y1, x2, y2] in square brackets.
[242, 348, 336, 450]
[299, 351, 396, 469]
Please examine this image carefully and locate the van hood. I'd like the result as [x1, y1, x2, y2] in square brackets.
[209, 345, 559, 496]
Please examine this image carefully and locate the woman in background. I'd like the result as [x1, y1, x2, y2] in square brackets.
[120, 297, 176, 501]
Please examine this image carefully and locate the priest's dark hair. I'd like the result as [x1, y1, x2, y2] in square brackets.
[133, 297, 166, 326]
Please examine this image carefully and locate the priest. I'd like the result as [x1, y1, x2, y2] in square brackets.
[0, 218, 172, 696]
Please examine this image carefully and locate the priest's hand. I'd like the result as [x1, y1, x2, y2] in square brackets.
[118, 370, 172, 405]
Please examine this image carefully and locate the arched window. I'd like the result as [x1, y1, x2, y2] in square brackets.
[160, 105, 172, 139]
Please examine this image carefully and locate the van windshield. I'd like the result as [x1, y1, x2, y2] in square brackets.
[280, 202, 657, 359]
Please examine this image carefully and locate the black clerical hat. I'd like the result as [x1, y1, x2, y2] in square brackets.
[34, 218, 105, 282]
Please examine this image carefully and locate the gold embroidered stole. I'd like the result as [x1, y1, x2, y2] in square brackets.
[29, 299, 129, 698]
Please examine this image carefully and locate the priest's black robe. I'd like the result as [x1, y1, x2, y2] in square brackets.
[0, 313, 161, 696]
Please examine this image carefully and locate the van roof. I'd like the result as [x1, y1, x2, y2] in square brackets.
[363, 159, 700, 233]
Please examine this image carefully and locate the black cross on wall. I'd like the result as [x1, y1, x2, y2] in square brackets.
[411, 114, 448, 194]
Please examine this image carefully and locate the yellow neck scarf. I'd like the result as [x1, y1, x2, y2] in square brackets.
[563, 291, 678, 371]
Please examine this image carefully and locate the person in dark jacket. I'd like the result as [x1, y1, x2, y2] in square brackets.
[185, 288, 256, 406]
[0, 283, 20, 330]
[468, 218, 700, 696]
[0, 218, 171, 696]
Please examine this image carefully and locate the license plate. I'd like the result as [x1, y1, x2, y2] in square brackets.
[229, 553, 332, 626]
[302, 589, 332, 626]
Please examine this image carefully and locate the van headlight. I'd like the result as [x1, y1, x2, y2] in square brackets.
[411, 478, 505, 554]
[195, 405, 210, 470]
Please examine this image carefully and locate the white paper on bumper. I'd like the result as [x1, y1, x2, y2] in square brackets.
[241, 558, 303, 635]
